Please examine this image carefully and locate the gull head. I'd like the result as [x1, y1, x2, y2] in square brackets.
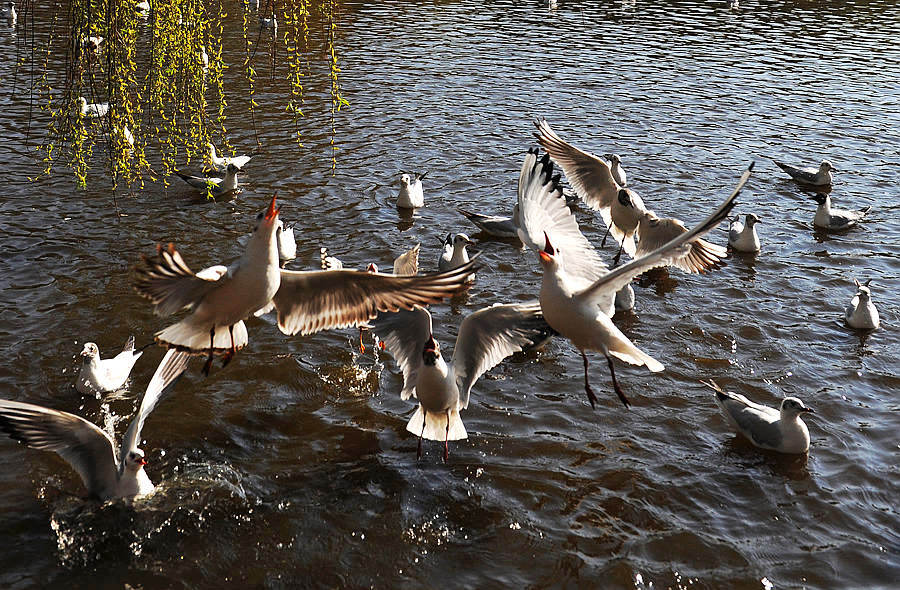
[453, 233, 474, 249]
[780, 397, 813, 418]
[606, 154, 622, 165]
[125, 449, 148, 472]
[253, 194, 281, 235]
[226, 162, 240, 175]
[810, 193, 828, 205]
[819, 160, 837, 173]
[399, 173, 412, 188]
[538, 232, 558, 268]
[746, 213, 760, 226]
[81, 342, 100, 359]
[422, 335, 440, 365]
[853, 279, 872, 300]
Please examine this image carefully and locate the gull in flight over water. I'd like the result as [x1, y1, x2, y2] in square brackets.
[518, 148, 753, 408]
[208, 143, 251, 171]
[774, 159, 836, 186]
[134, 196, 479, 375]
[76, 336, 145, 395]
[397, 172, 426, 209]
[728, 213, 761, 252]
[845, 279, 879, 330]
[373, 302, 552, 460]
[810, 193, 870, 230]
[78, 97, 109, 118]
[0, 349, 190, 501]
[703, 379, 813, 454]
[175, 162, 241, 198]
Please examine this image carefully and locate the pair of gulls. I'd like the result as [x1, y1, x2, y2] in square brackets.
[174, 143, 253, 198]
[775, 159, 871, 230]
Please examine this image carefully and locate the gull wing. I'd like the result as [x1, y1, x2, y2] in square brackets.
[457, 208, 518, 238]
[175, 171, 223, 190]
[702, 380, 783, 448]
[0, 400, 118, 498]
[580, 163, 753, 303]
[452, 301, 551, 409]
[371, 308, 432, 400]
[534, 117, 619, 213]
[273, 257, 479, 336]
[119, 350, 191, 470]
[774, 160, 818, 184]
[392, 243, 420, 276]
[134, 243, 226, 317]
[516, 148, 608, 286]
[635, 215, 729, 274]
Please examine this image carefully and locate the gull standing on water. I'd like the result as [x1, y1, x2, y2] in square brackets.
[0, 350, 190, 500]
[397, 172, 426, 209]
[845, 279, 880, 330]
[774, 159, 836, 186]
[135, 196, 479, 374]
[728, 213, 761, 252]
[76, 337, 145, 395]
[518, 148, 753, 408]
[703, 379, 813, 454]
[175, 162, 241, 198]
[810, 193, 870, 230]
[373, 302, 551, 460]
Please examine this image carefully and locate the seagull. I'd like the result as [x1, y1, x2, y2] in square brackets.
[397, 172, 426, 209]
[606, 187, 647, 264]
[1, 1, 15, 25]
[438, 233, 474, 271]
[200, 45, 209, 70]
[276, 220, 296, 265]
[76, 337, 145, 395]
[603, 153, 627, 187]
[845, 279, 880, 330]
[457, 205, 520, 239]
[0, 349, 190, 501]
[520, 149, 753, 408]
[208, 143, 251, 171]
[633, 206, 730, 274]
[728, 213, 761, 252]
[702, 379, 813, 454]
[614, 283, 635, 312]
[78, 97, 109, 118]
[810, 193, 870, 230]
[373, 302, 552, 460]
[175, 162, 241, 198]
[774, 159, 836, 186]
[134, 195, 480, 375]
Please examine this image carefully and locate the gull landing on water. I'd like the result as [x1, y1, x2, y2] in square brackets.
[774, 159, 836, 187]
[76, 337, 146, 395]
[703, 379, 813, 454]
[134, 195, 480, 375]
[397, 172, 426, 209]
[810, 193, 870, 230]
[845, 279, 879, 330]
[0, 350, 190, 501]
[728, 213, 761, 252]
[373, 303, 551, 461]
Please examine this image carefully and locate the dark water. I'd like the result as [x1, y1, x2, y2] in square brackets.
[1, 1, 898, 588]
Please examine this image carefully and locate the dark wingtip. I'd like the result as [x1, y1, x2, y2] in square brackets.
[748, 161, 755, 172]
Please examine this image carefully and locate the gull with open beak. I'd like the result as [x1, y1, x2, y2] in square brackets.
[135, 196, 479, 374]
[76, 336, 145, 395]
[0, 349, 190, 501]
[519, 148, 753, 408]
[373, 303, 552, 461]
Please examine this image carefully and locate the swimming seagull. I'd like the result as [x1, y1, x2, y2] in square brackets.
[845, 279, 879, 330]
[603, 153, 627, 187]
[373, 302, 551, 460]
[702, 379, 813, 454]
[275, 220, 296, 265]
[438, 233, 475, 275]
[135, 1, 150, 12]
[77, 97, 109, 118]
[774, 159, 836, 186]
[457, 205, 520, 239]
[76, 337, 145, 395]
[134, 195, 480, 375]
[208, 143, 251, 171]
[175, 162, 241, 198]
[810, 193, 870, 230]
[397, 172, 426, 209]
[521, 149, 753, 408]
[728, 213, 761, 252]
[0, 349, 190, 500]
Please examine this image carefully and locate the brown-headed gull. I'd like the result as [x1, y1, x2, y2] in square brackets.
[175, 162, 241, 198]
[0, 349, 190, 500]
[134, 196, 479, 375]
[810, 193, 870, 230]
[76, 336, 145, 395]
[702, 379, 813, 454]
[373, 302, 551, 460]
[728, 213, 761, 252]
[845, 279, 879, 330]
[520, 148, 752, 408]
[774, 159, 836, 186]
[397, 172, 426, 209]
[208, 143, 251, 171]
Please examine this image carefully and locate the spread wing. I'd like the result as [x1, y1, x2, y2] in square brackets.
[534, 117, 619, 213]
[273, 257, 479, 336]
[392, 243, 420, 276]
[134, 243, 226, 316]
[0, 400, 118, 497]
[635, 215, 729, 274]
[516, 147, 608, 286]
[119, 350, 191, 470]
[370, 307, 432, 400]
[580, 163, 753, 303]
[452, 301, 552, 409]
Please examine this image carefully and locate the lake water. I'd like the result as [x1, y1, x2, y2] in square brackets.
[0, 1, 898, 588]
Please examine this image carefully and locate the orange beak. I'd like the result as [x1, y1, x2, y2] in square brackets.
[139, 458, 148, 466]
[539, 250, 552, 262]
[264, 193, 281, 221]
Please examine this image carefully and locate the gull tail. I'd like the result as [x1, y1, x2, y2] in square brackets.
[156, 319, 249, 355]
[406, 405, 468, 442]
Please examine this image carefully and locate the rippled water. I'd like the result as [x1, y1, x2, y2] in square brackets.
[1, 1, 898, 588]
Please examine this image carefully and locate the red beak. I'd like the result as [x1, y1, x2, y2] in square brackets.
[264, 193, 281, 221]
[139, 458, 148, 466]
[539, 231, 553, 262]
[424, 336, 437, 352]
